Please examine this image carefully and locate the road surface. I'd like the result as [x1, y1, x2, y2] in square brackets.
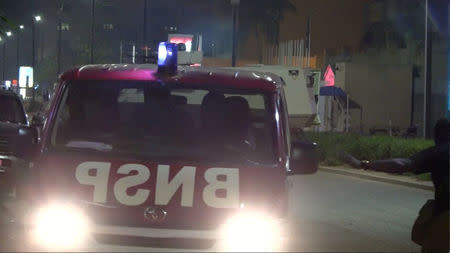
[287, 170, 433, 252]
[1, 170, 433, 252]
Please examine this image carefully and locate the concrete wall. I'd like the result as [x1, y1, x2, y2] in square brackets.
[338, 61, 413, 133]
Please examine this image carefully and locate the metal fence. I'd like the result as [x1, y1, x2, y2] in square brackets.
[262, 39, 309, 67]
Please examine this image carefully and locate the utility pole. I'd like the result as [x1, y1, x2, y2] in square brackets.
[423, 0, 432, 138]
[410, 66, 417, 126]
[39, 29, 44, 64]
[2, 42, 6, 81]
[306, 17, 311, 68]
[32, 22, 36, 101]
[57, 18, 62, 74]
[119, 41, 123, 63]
[31, 16, 41, 101]
[32, 22, 36, 74]
[16, 30, 21, 72]
[90, 0, 95, 64]
[143, 0, 148, 63]
[57, 1, 63, 75]
[231, 0, 240, 67]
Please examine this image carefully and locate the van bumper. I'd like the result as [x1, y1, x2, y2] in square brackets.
[3, 211, 289, 252]
[0, 154, 30, 197]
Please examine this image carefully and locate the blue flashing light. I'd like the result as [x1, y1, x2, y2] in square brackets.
[158, 42, 178, 74]
[158, 43, 168, 65]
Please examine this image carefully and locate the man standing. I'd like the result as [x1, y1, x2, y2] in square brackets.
[350, 118, 449, 253]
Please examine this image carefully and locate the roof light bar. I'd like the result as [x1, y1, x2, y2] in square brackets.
[157, 42, 178, 75]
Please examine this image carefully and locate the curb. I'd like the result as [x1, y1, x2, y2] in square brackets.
[320, 167, 434, 191]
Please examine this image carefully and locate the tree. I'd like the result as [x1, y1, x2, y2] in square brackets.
[239, 0, 296, 61]
[36, 55, 57, 86]
[361, 0, 425, 52]
[0, 13, 18, 36]
[359, 0, 430, 78]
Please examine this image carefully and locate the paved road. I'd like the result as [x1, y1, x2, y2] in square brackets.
[286, 170, 433, 252]
[1, 170, 433, 252]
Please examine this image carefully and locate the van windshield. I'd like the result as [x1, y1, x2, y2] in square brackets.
[51, 81, 277, 164]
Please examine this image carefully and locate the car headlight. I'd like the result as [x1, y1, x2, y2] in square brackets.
[220, 211, 284, 252]
[30, 203, 90, 249]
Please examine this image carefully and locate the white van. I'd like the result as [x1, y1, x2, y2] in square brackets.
[225, 64, 318, 130]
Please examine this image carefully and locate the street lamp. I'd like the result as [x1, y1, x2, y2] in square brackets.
[4, 31, 15, 84]
[90, 0, 95, 64]
[32, 15, 42, 101]
[231, 0, 240, 67]
[17, 25, 25, 72]
[1, 37, 3, 82]
[32, 16, 42, 69]
[2, 35, 8, 82]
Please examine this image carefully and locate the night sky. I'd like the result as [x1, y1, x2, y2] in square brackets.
[0, 0, 446, 83]
[0, 1, 372, 47]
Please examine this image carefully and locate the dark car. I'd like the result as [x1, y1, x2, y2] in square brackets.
[0, 90, 39, 196]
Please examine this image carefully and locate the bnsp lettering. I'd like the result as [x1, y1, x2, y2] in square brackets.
[75, 162, 240, 208]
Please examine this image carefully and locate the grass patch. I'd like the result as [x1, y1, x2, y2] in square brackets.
[413, 173, 432, 181]
[301, 132, 434, 167]
[403, 172, 432, 181]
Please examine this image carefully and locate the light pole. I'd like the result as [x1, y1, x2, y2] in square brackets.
[17, 25, 24, 73]
[32, 15, 42, 101]
[423, 0, 432, 138]
[57, 1, 64, 75]
[143, 0, 148, 63]
[231, 0, 240, 67]
[1, 37, 5, 82]
[90, 0, 95, 64]
[2, 31, 12, 82]
[32, 16, 42, 70]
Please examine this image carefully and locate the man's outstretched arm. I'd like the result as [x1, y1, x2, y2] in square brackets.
[362, 158, 414, 174]
[344, 154, 414, 174]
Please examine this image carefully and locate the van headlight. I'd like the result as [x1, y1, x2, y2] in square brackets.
[220, 211, 283, 252]
[30, 203, 90, 249]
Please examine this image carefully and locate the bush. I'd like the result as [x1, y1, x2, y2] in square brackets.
[302, 132, 434, 166]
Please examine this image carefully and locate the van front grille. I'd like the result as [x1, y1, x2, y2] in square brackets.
[0, 136, 10, 154]
[93, 234, 216, 249]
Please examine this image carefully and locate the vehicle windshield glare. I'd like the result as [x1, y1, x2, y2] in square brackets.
[51, 81, 277, 164]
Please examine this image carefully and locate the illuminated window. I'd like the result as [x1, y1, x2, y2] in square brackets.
[103, 24, 114, 31]
[164, 26, 178, 32]
[57, 23, 70, 31]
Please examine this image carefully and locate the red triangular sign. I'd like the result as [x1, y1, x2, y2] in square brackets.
[324, 65, 335, 86]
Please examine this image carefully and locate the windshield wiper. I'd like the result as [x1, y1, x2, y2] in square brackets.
[0, 120, 17, 124]
[65, 140, 113, 152]
[223, 146, 276, 167]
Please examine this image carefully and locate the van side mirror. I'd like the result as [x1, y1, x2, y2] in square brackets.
[288, 140, 319, 175]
